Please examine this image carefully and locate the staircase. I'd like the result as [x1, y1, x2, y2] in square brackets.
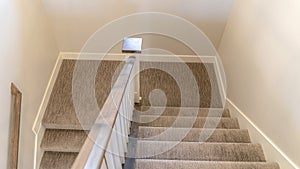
[132, 106, 280, 169]
[38, 58, 280, 169]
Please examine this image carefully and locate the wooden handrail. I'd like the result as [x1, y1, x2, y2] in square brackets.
[10, 83, 22, 169]
[72, 56, 136, 169]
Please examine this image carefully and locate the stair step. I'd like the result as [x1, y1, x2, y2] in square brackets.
[138, 127, 250, 143]
[136, 141, 265, 162]
[41, 129, 87, 152]
[135, 159, 280, 169]
[139, 116, 240, 129]
[138, 106, 230, 117]
[40, 152, 78, 169]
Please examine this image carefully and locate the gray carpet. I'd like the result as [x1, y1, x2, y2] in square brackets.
[41, 129, 87, 152]
[136, 141, 265, 162]
[140, 62, 222, 108]
[139, 106, 231, 117]
[40, 152, 77, 169]
[138, 127, 251, 143]
[42, 60, 123, 130]
[139, 116, 240, 129]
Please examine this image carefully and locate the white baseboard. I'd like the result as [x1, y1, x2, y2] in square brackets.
[212, 57, 226, 106]
[32, 53, 63, 169]
[59, 52, 217, 62]
[226, 99, 298, 169]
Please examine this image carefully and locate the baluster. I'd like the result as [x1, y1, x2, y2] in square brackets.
[121, 100, 129, 143]
[126, 91, 130, 132]
[120, 101, 128, 144]
[110, 129, 122, 169]
[118, 110, 127, 155]
[100, 157, 108, 169]
[115, 114, 125, 163]
[105, 143, 116, 169]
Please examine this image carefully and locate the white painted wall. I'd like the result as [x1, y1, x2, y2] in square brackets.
[42, 0, 233, 53]
[218, 0, 300, 168]
[0, 0, 59, 168]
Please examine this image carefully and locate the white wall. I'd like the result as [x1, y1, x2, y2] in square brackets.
[0, 0, 59, 168]
[42, 0, 233, 53]
[218, 0, 300, 168]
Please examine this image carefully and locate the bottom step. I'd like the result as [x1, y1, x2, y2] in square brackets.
[40, 152, 78, 169]
[135, 159, 280, 169]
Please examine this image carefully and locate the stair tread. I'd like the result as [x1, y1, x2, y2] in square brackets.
[40, 152, 78, 169]
[135, 159, 280, 169]
[41, 129, 87, 152]
[138, 106, 230, 117]
[139, 116, 240, 129]
[138, 127, 250, 143]
[136, 140, 265, 162]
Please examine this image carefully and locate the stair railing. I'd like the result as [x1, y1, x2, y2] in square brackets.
[72, 56, 136, 169]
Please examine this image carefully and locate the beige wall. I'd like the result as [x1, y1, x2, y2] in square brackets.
[0, 0, 59, 168]
[218, 0, 300, 167]
[42, 0, 233, 53]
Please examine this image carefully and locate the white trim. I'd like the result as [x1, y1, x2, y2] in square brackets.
[61, 52, 128, 61]
[212, 57, 226, 106]
[226, 99, 299, 169]
[32, 53, 63, 169]
[59, 52, 216, 63]
[137, 55, 215, 63]
[133, 56, 140, 103]
[60, 52, 215, 58]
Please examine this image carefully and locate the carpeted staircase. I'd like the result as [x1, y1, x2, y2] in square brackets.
[133, 106, 280, 169]
[39, 60, 280, 169]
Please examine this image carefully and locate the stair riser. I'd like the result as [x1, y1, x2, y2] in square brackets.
[139, 116, 240, 129]
[136, 142, 265, 162]
[138, 107, 230, 117]
[138, 128, 251, 143]
[40, 152, 78, 169]
[41, 129, 87, 153]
